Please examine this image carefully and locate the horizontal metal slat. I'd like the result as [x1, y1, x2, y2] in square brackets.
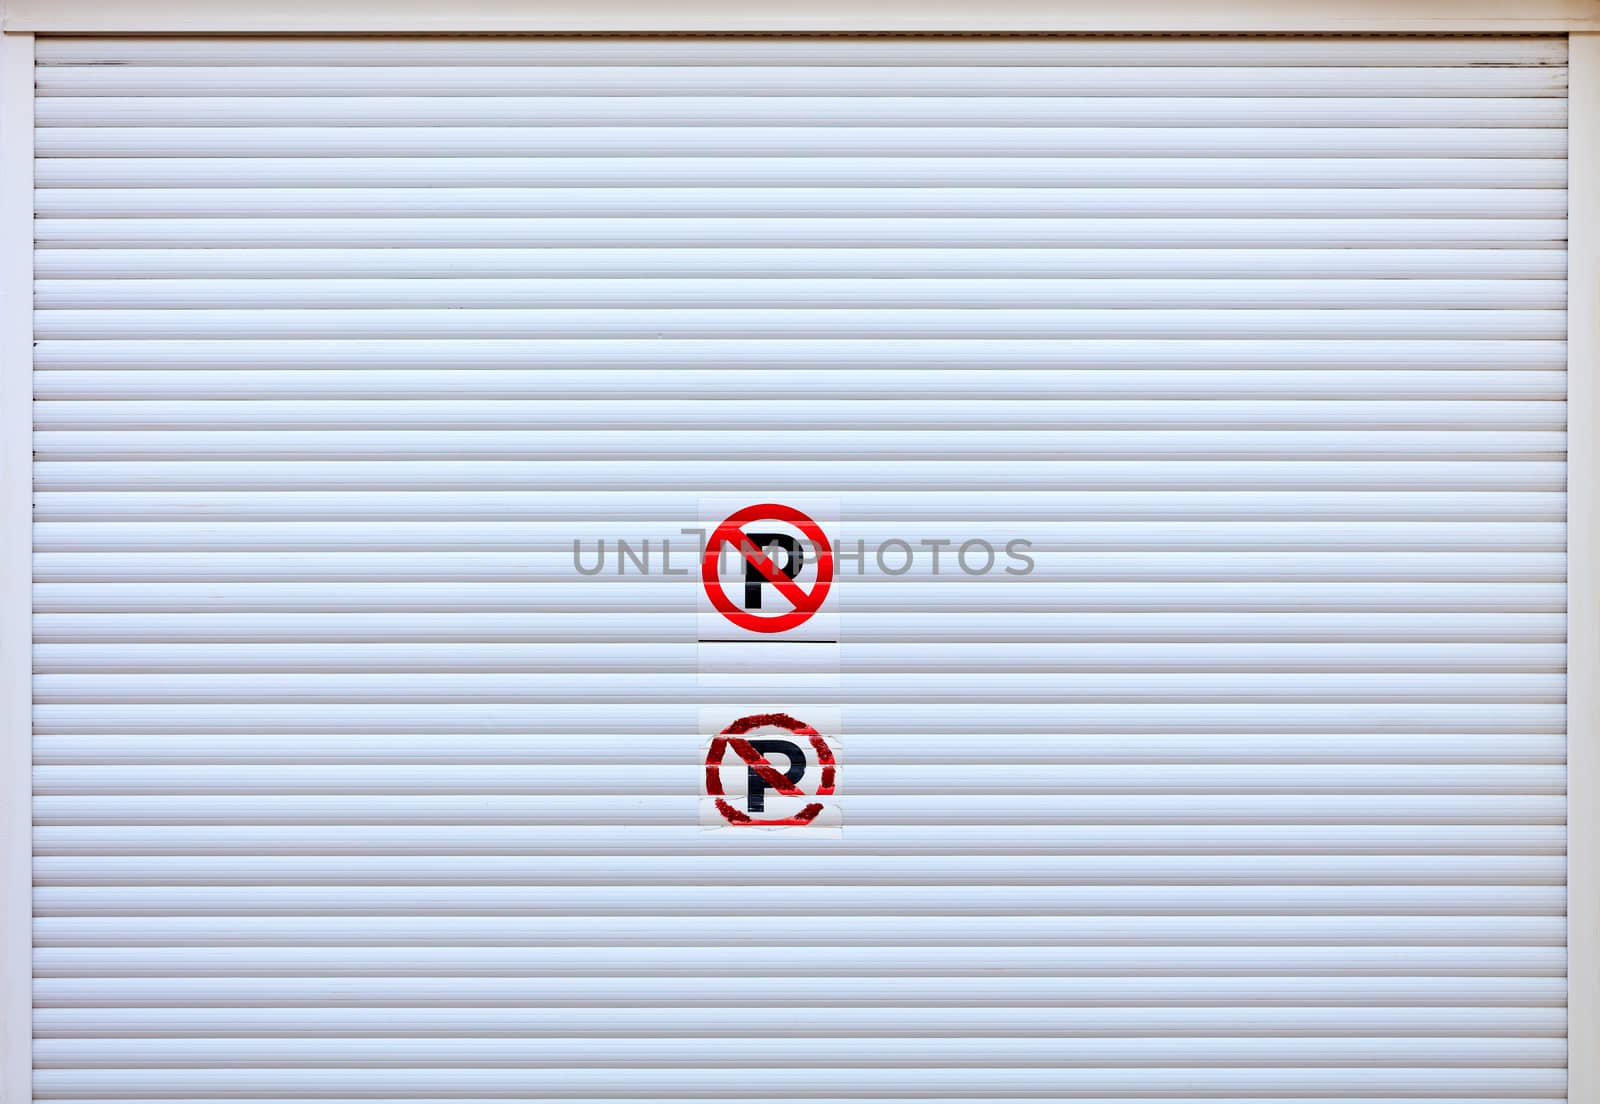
[32, 518, 1566, 557]
[27, 640, 1571, 673]
[36, 308, 1568, 341]
[33, 275, 1571, 308]
[31, 675, 1548, 700]
[38, 216, 1572, 249]
[30, 670, 1570, 704]
[33, 490, 1566, 522]
[28, 1068, 1569, 1098]
[34, 762, 1568, 793]
[34, 523, 1566, 555]
[33, 337, 1569, 371]
[21, 1088, 1574, 1094]
[32, 37, 1569, 68]
[31, 97, 1573, 129]
[31, 247, 1574, 282]
[29, 914, 1566, 947]
[29, 544, 1569, 583]
[41, 157, 1571, 190]
[37, 398, 1567, 430]
[29, 1004, 1568, 1038]
[34, 428, 1561, 460]
[28, 580, 1570, 614]
[35, 127, 1571, 159]
[28, 731, 1570, 763]
[34, 551, 1567, 584]
[33, 370, 1571, 403]
[31, 884, 1569, 917]
[34, 190, 1574, 222]
[32, 460, 1568, 492]
[33, 66, 1570, 98]
[31, 794, 1570, 826]
[34, 611, 1566, 645]
[29, 943, 1570, 974]
[27, 1035, 1571, 1068]
[32, 702, 1566, 735]
[77, 615, 1586, 650]
[28, 825, 1567, 858]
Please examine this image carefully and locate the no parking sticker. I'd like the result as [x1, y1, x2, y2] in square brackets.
[702, 711, 840, 829]
[701, 503, 834, 635]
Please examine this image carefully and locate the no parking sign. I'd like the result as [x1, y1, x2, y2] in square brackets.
[700, 708, 842, 831]
[700, 502, 835, 635]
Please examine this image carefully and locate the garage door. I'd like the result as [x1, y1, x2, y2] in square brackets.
[29, 35, 1569, 1102]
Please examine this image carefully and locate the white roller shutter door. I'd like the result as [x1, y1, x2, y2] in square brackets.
[29, 35, 1568, 1102]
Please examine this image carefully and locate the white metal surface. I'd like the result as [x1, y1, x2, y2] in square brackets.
[30, 35, 1570, 1104]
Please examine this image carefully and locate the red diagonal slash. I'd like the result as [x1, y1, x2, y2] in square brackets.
[725, 735, 805, 795]
[735, 531, 813, 611]
[703, 736, 801, 797]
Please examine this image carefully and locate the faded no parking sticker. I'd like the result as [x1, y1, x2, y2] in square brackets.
[701, 708, 842, 833]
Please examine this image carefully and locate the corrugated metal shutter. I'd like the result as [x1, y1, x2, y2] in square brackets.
[28, 34, 1568, 1102]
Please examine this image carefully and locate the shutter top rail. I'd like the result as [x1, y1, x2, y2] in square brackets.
[5, 1, 1600, 35]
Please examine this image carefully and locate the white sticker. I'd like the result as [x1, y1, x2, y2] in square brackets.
[699, 705, 842, 836]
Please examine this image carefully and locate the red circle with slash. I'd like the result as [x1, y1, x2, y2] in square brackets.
[704, 712, 837, 827]
[701, 503, 834, 634]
